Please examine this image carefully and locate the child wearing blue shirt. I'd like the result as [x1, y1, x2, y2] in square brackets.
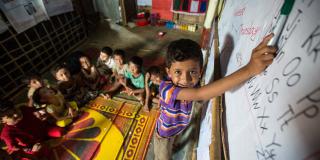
[120, 56, 145, 104]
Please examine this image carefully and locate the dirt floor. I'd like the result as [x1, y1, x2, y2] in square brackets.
[79, 21, 200, 67]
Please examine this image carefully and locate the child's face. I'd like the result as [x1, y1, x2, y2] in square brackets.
[166, 59, 201, 88]
[150, 73, 162, 84]
[80, 56, 91, 70]
[114, 55, 124, 66]
[129, 62, 140, 75]
[1, 108, 23, 126]
[99, 52, 110, 62]
[39, 87, 56, 103]
[55, 68, 71, 82]
[29, 79, 42, 89]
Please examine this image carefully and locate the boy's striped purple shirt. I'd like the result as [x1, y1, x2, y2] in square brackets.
[156, 80, 193, 137]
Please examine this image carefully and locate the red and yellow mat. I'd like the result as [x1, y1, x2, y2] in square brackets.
[51, 97, 159, 160]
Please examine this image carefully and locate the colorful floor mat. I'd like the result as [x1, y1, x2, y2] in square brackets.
[50, 97, 159, 160]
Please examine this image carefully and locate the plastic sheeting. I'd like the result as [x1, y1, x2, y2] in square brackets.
[93, 0, 121, 23]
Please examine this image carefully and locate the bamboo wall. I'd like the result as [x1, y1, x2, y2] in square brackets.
[0, 10, 87, 99]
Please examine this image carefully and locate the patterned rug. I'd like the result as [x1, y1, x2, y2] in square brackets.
[50, 97, 159, 160]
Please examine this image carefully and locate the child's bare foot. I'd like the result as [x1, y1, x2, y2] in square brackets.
[143, 105, 149, 112]
[135, 96, 144, 105]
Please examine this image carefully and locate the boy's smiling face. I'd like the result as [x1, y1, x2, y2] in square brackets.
[129, 62, 140, 75]
[166, 59, 201, 88]
[80, 56, 91, 70]
[114, 55, 124, 66]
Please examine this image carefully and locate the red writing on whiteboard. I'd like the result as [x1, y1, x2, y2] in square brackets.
[240, 24, 260, 37]
[234, 7, 246, 16]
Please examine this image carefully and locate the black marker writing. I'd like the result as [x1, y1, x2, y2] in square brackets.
[282, 57, 301, 87]
[251, 85, 262, 109]
[266, 134, 282, 148]
[277, 104, 295, 131]
[297, 86, 320, 104]
[301, 25, 320, 63]
[278, 9, 303, 51]
[277, 87, 320, 131]
[266, 78, 280, 103]
[258, 107, 269, 134]
[302, 0, 316, 7]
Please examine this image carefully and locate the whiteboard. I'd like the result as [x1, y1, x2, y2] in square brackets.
[197, 26, 215, 159]
[220, 0, 320, 159]
[199, 0, 320, 159]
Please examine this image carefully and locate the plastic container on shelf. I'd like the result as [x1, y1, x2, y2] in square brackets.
[165, 21, 175, 29]
[137, 12, 145, 19]
[150, 13, 160, 26]
[135, 18, 149, 26]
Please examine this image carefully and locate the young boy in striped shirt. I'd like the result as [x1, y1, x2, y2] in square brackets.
[154, 34, 276, 159]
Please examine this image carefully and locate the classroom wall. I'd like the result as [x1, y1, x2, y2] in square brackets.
[152, 0, 173, 20]
[198, 0, 320, 159]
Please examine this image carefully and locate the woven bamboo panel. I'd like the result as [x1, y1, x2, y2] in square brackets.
[0, 10, 87, 99]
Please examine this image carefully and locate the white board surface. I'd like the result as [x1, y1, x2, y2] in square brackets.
[198, 0, 320, 159]
[222, 0, 320, 159]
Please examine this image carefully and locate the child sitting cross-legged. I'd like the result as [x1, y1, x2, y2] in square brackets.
[102, 49, 129, 98]
[22, 73, 50, 120]
[79, 54, 113, 99]
[120, 56, 145, 104]
[51, 64, 88, 106]
[22, 73, 50, 107]
[0, 100, 63, 159]
[112, 49, 129, 79]
[32, 87, 78, 127]
[79, 55, 101, 90]
[96, 46, 115, 72]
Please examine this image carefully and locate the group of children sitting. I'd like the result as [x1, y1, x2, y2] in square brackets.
[29, 47, 164, 126]
[0, 46, 165, 159]
[0, 35, 277, 159]
[35, 46, 165, 123]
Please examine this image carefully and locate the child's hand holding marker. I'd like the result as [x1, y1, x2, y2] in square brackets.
[247, 34, 277, 76]
[267, 0, 295, 47]
[260, 0, 295, 72]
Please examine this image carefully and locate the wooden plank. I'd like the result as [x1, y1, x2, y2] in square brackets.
[209, 14, 222, 160]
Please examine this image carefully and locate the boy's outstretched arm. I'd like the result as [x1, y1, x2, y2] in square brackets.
[177, 34, 277, 101]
